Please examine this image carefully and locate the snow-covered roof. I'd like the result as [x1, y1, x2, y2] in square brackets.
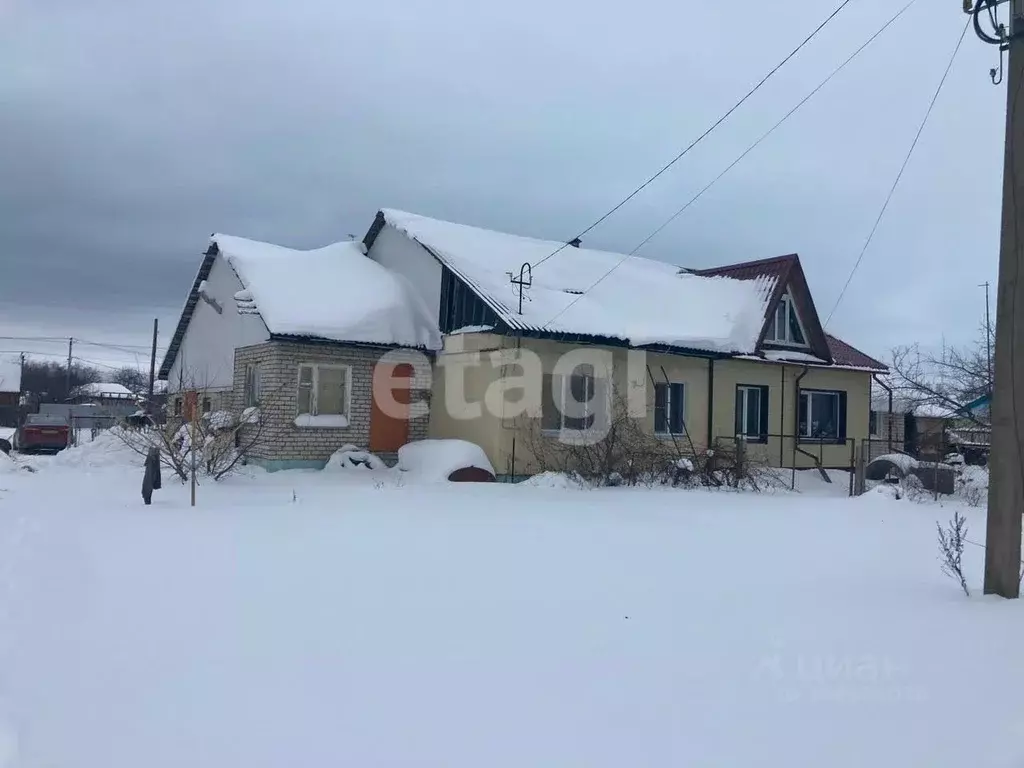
[74, 382, 136, 399]
[214, 235, 441, 350]
[0, 357, 21, 394]
[761, 350, 828, 364]
[914, 402, 956, 419]
[380, 210, 775, 354]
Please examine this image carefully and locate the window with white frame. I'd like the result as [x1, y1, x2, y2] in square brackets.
[244, 363, 261, 407]
[654, 382, 685, 435]
[541, 365, 601, 432]
[799, 389, 846, 441]
[767, 293, 807, 346]
[297, 364, 350, 424]
[735, 384, 768, 443]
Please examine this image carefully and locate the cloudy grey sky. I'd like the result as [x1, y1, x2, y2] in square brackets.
[0, 0, 1005, 370]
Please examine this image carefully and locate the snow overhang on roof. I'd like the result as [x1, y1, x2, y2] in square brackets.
[213, 234, 441, 351]
[378, 209, 775, 355]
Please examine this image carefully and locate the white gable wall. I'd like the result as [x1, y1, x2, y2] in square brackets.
[167, 254, 270, 393]
[0, 356, 21, 394]
[366, 223, 443, 325]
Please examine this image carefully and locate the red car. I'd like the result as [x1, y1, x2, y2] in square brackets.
[14, 414, 70, 454]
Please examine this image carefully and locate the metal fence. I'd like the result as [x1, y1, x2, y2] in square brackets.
[69, 415, 121, 446]
[714, 433, 857, 496]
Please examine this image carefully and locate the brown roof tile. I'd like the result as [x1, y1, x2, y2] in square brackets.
[692, 253, 798, 283]
[825, 334, 887, 371]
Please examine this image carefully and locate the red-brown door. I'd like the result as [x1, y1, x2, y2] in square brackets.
[370, 363, 414, 452]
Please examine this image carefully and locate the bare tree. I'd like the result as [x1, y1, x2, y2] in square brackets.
[889, 324, 992, 428]
[111, 366, 149, 395]
[114, 366, 284, 482]
[20, 360, 102, 404]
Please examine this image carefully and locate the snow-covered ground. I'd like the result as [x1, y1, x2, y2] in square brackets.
[0, 437, 1021, 767]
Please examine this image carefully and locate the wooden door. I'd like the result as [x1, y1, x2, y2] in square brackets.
[370, 363, 414, 452]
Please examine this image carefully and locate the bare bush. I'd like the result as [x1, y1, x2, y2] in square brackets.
[937, 511, 970, 597]
[520, 386, 756, 489]
[115, 406, 265, 482]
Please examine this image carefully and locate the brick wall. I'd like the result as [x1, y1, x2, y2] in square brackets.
[234, 341, 432, 467]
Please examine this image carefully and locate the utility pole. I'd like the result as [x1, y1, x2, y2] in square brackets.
[147, 318, 158, 412]
[982, 281, 994, 388]
[65, 338, 73, 399]
[972, 0, 1024, 598]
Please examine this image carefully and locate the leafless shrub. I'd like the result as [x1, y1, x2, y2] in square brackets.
[937, 511, 970, 597]
[519, 386, 756, 490]
[113, 376, 280, 482]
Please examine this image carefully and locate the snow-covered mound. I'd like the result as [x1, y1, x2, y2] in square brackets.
[325, 445, 388, 471]
[0, 451, 21, 475]
[396, 439, 494, 482]
[50, 428, 140, 470]
[519, 471, 587, 489]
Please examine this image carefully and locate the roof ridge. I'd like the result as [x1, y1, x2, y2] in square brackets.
[691, 253, 799, 275]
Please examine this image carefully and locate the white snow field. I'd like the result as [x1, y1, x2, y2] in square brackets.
[0, 437, 1023, 768]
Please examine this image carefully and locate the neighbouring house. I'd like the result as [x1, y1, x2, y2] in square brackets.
[159, 234, 442, 470]
[0, 357, 21, 407]
[868, 393, 991, 464]
[0, 357, 22, 428]
[363, 209, 889, 477]
[46, 381, 143, 427]
[68, 381, 138, 406]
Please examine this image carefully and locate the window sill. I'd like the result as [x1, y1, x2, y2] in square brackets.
[294, 414, 350, 428]
[737, 436, 768, 445]
[655, 432, 688, 440]
[798, 437, 844, 445]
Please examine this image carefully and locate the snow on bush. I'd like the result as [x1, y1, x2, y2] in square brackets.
[519, 471, 588, 489]
[954, 464, 988, 508]
[203, 410, 235, 432]
[325, 445, 388, 471]
[397, 439, 494, 482]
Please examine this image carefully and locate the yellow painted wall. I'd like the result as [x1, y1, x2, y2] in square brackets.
[713, 359, 872, 469]
[427, 333, 875, 474]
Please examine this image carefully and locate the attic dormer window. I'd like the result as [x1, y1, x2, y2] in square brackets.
[768, 293, 807, 347]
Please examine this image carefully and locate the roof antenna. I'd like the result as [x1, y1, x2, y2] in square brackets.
[511, 262, 533, 315]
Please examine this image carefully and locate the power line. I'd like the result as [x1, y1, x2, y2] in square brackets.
[631, 0, 921, 255]
[529, 0, 857, 272]
[0, 350, 144, 371]
[0, 336, 158, 352]
[542, 1, 917, 331]
[824, 16, 971, 327]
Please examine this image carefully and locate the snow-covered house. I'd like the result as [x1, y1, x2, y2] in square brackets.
[68, 382, 138, 404]
[363, 209, 888, 477]
[158, 235, 442, 470]
[0, 356, 21, 407]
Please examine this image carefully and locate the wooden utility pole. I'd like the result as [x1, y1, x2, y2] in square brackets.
[147, 318, 158, 411]
[982, 281, 994, 386]
[64, 337, 73, 397]
[982, 0, 1024, 598]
